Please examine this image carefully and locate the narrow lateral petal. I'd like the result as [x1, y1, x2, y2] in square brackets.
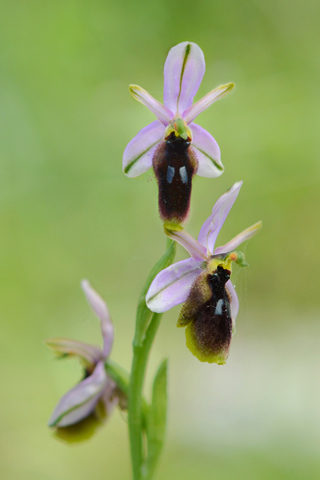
[129, 85, 173, 125]
[81, 280, 114, 358]
[225, 280, 239, 331]
[183, 82, 234, 123]
[191, 123, 223, 177]
[214, 221, 262, 255]
[123, 121, 164, 178]
[46, 338, 102, 365]
[166, 228, 207, 261]
[163, 42, 205, 115]
[198, 182, 243, 253]
[146, 258, 203, 313]
[49, 361, 108, 427]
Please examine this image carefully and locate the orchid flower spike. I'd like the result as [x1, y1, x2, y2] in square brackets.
[123, 42, 234, 228]
[146, 182, 262, 364]
[47, 281, 120, 429]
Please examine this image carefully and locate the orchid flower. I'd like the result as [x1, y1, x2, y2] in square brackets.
[146, 182, 262, 364]
[123, 41, 234, 227]
[47, 280, 120, 428]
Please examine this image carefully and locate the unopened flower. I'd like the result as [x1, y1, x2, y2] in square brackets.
[123, 42, 234, 227]
[146, 182, 261, 364]
[47, 281, 120, 428]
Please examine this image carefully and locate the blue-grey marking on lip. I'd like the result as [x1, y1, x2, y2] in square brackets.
[167, 166, 175, 183]
[214, 298, 224, 316]
[179, 166, 188, 184]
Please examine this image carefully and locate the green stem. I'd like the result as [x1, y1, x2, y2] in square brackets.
[129, 313, 162, 480]
[104, 359, 148, 427]
[128, 239, 176, 480]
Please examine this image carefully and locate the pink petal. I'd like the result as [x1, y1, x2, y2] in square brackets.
[226, 280, 239, 330]
[146, 258, 203, 313]
[198, 182, 243, 253]
[48, 361, 108, 427]
[183, 82, 235, 123]
[129, 85, 173, 125]
[81, 280, 114, 358]
[46, 338, 102, 365]
[191, 123, 223, 178]
[123, 121, 164, 178]
[81, 280, 109, 321]
[166, 228, 207, 261]
[215, 221, 262, 255]
[163, 42, 205, 115]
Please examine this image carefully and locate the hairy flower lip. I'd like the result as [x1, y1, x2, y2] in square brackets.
[123, 42, 233, 182]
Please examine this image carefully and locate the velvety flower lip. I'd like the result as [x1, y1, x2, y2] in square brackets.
[47, 281, 119, 428]
[146, 182, 262, 364]
[123, 42, 234, 180]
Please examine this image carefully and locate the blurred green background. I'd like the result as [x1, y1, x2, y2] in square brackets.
[1, 0, 319, 478]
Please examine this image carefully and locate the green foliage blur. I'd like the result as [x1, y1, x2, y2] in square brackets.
[0, 0, 319, 479]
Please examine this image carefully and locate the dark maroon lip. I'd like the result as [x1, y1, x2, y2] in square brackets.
[178, 265, 233, 361]
[152, 135, 198, 224]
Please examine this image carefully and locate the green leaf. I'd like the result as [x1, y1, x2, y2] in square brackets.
[134, 240, 176, 347]
[143, 359, 168, 480]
